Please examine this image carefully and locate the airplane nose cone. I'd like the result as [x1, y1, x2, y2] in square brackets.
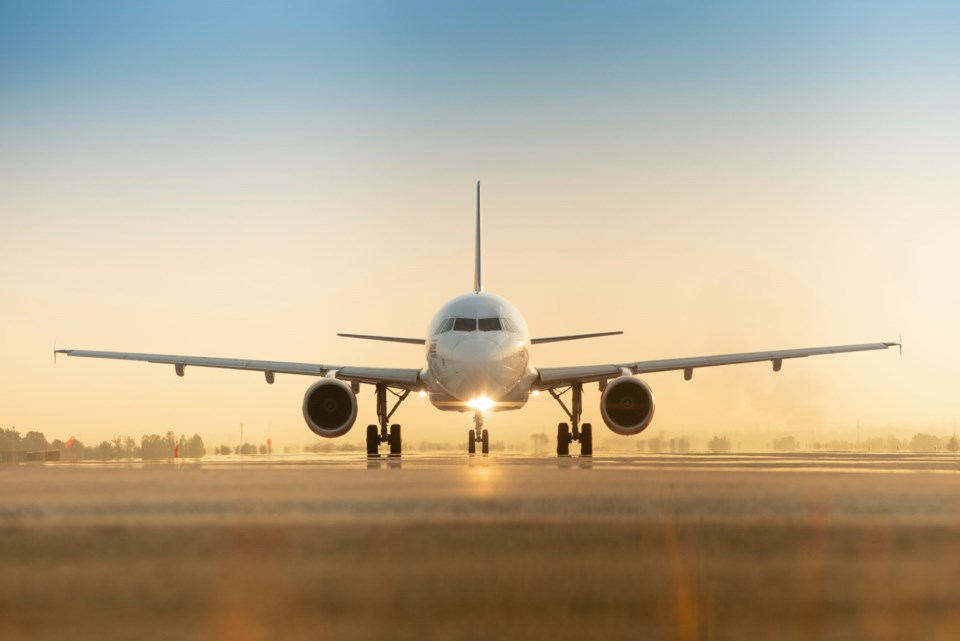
[441, 337, 517, 401]
[451, 338, 503, 362]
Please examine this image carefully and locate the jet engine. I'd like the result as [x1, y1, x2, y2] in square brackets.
[302, 379, 358, 438]
[600, 376, 655, 435]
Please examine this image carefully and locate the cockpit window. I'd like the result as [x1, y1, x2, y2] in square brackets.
[437, 318, 455, 334]
[501, 318, 518, 333]
[478, 318, 502, 331]
[453, 318, 477, 332]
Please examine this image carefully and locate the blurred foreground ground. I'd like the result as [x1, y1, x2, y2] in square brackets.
[2, 452, 959, 640]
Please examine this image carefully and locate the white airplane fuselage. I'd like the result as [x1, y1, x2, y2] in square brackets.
[423, 292, 536, 413]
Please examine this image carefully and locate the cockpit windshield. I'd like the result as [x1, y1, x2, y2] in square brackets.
[437, 318, 455, 334]
[453, 318, 477, 332]
[478, 318, 502, 331]
[438, 317, 519, 334]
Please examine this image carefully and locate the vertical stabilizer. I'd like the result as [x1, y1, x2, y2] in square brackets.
[474, 180, 482, 293]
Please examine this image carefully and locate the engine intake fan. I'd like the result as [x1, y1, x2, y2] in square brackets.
[302, 378, 358, 438]
[600, 376, 655, 435]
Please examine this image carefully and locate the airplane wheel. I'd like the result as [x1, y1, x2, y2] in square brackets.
[580, 423, 593, 457]
[468, 430, 476, 455]
[481, 429, 489, 455]
[557, 422, 570, 456]
[366, 424, 379, 457]
[389, 424, 402, 457]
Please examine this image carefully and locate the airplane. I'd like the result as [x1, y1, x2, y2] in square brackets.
[56, 182, 899, 457]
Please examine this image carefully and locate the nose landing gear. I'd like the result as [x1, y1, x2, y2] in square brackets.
[468, 410, 490, 455]
[547, 383, 593, 457]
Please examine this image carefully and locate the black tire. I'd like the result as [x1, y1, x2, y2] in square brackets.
[557, 422, 570, 456]
[468, 430, 476, 454]
[388, 424, 402, 457]
[366, 424, 379, 457]
[481, 429, 489, 455]
[580, 423, 593, 457]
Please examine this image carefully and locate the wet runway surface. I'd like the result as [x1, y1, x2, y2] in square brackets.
[3, 453, 960, 640]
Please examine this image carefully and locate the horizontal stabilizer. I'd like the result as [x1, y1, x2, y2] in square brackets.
[337, 333, 426, 345]
[530, 331, 623, 345]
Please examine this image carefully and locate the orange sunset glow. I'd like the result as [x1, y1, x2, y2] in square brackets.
[2, 2, 956, 449]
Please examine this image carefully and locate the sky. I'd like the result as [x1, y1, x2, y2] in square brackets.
[2, 0, 958, 449]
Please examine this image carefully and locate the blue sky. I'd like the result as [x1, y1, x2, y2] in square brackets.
[4, 1, 957, 142]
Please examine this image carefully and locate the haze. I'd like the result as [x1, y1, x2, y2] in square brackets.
[2, 1, 957, 448]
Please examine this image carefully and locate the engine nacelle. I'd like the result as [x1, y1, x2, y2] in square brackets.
[302, 378, 358, 438]
[600, 376, 656, 435]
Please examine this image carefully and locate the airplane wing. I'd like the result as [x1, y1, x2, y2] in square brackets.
[530, 331, 623, 345]
[337, 333, 426, 345]
[54, 349, 423, 388]
[534, 341, 899, 389]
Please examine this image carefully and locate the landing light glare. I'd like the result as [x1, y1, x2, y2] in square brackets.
[467, 396, 494, 412]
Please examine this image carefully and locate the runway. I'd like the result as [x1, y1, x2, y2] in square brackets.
[2, 453, 960, 640]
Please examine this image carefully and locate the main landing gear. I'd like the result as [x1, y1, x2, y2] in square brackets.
[467, 410, 490, 455]
[366, 383, 411, 457]
[547, 382, 593, 457]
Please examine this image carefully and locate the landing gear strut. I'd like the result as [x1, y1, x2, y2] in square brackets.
[467, 410, 490, 455]
[366, 383, 410, 457]
[547, 383, 593, 457]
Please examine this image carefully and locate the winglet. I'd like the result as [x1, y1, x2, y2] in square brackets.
[474, 180, 482, 294]
[883, 335, 902, 357]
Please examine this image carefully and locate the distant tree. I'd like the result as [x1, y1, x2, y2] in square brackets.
[773, 436, 797, 452]
[141, 434, 165, 460]
[90, 440, 115, 460]
[259, 444, 268, 455]
[668, 437, 690, 453]
[635, 440, 646, 453]
[811, 439, 856, 451]
[184, 434, 206, 458]
[909, 433, 940, 452]
[59, 438, 85, 462]
[647, 436, 663, 454]
[22, 430, 50, 452]
[235, 442, 258, 456]
[863, 436, 904, 452]
[531, 433, 549, 456]
[0, 428, 20, 452]
[305, 441, 336, 454]
[707, 436, 731, 454]
[112, 435, 138, 459]
[139, 433, 179, 460]
[947, 435, 959, 453]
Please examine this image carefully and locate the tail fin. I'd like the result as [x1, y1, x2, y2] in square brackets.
[474, 180, 482, 293]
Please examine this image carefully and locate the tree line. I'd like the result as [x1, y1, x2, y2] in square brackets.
[806, 433, 959, 453]
[0, 427, 205, 461]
